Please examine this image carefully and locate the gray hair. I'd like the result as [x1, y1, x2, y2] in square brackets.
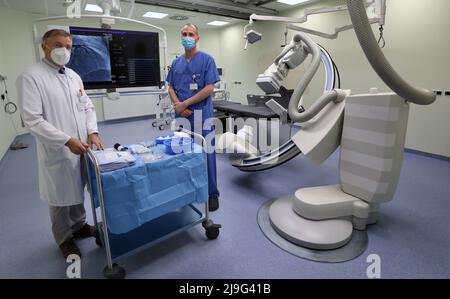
[42, 29, 71, 44]
[182, 23, 199, 35]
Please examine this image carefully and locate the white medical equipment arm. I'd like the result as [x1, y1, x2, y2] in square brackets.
[283, 33, 346, 123]
[246, 0, 435, 106]
[247, 0, 386, 40]
[257, 32, 345, 123]
[346, 0, 435, 105]
[97, 0, 136, 18]
[256, 34, 308, 95]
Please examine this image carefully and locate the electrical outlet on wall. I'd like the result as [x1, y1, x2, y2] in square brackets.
[445, 91, 450, 96]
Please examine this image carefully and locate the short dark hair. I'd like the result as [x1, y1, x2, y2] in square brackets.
[42, 29, 71, 43]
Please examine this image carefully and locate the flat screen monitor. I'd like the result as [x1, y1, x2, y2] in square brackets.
[67, 26, 161, 90]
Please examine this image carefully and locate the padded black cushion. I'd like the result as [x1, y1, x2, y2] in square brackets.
[214, 100, 279, 118]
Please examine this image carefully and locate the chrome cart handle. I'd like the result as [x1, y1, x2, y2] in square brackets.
[86, 148, 99, 166]
[84, 148, 113, 269]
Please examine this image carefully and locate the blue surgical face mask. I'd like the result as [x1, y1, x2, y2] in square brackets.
[181, 37, 196, 50]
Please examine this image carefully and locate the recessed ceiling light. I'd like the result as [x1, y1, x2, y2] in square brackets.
[207, 21, 229, 26]
[277, 0, 310, 5]
[169, 15, 189, 21]
[143, 11, 168, 19]
[84, 3, 103, 12]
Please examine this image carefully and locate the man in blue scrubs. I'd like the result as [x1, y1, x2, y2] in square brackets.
[167, 23, 221, 211]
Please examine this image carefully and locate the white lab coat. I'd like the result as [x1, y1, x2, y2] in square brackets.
[17, 59, 98, 207]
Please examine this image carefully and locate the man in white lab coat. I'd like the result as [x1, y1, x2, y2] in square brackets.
[17, 29, 104, 259]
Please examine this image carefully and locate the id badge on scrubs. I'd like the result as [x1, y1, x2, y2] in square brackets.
[190, 83, 198, 90]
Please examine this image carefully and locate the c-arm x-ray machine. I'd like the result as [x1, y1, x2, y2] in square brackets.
[224, 0, 436, 261]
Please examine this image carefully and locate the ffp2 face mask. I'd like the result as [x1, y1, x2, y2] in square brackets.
[51, 47, 71, 66]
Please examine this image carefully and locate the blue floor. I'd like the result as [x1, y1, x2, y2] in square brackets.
[0, 117, 449, 279]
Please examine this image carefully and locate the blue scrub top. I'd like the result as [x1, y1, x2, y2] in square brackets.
[167, 51, 220, 120]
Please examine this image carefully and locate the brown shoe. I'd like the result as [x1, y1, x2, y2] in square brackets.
[59, 239, 81, 259]
[73, 223, 98, 239]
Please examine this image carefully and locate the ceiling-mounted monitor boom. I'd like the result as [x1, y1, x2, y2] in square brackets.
[246, 0, 386, 40]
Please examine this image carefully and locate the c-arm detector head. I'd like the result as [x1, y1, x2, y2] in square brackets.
[256, 34, 307, 95]
[256, 32, 346, 123]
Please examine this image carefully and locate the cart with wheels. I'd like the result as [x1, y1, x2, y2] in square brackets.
[84, 130, 221, 279]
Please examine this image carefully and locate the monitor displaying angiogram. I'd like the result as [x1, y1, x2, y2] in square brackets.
[68, 35, 112, 83]
[67, 27, 161, 90]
